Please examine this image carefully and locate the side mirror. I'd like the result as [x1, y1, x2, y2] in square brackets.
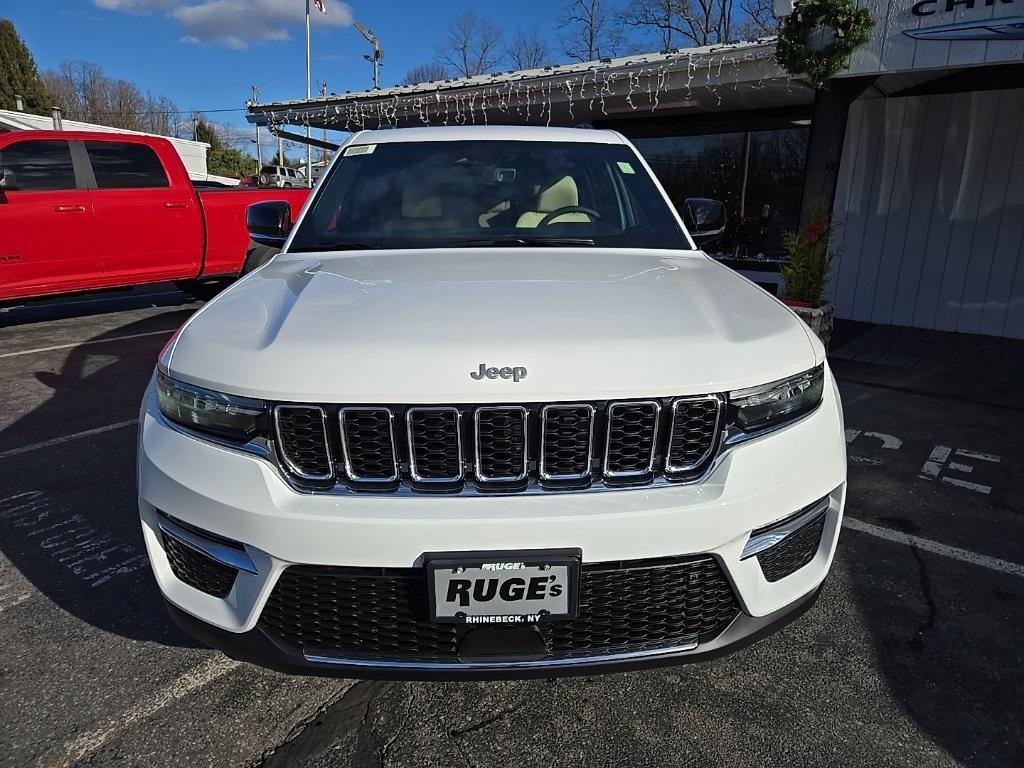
[247, 200, 292, 247]
[0, 168, 16, 190]
[682, 197, 727, 246]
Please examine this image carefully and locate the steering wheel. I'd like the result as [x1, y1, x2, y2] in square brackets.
[537, 206, 601, 227]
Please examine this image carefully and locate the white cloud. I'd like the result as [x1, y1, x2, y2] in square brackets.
[93, 0, 354, 49]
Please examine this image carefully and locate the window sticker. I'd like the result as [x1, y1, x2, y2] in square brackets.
[617, 161, 635, 174]
[344, 144, 376, 156]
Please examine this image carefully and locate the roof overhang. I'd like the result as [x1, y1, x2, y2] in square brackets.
[247, 39, 814, 132]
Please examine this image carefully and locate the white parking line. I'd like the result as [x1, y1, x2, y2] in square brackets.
[844, 517, 1024, 578]
[48, 655, 241, 768]
[0, 328, 176, 359]
[0, 420, 138, 460]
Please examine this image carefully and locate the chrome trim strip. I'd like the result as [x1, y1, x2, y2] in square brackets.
[338, 407, 399, 483]
[406, 407, 464, 483]
[603, 400, 661, 479]
[157, 516, 257, 575]
[664, 394, 724, 475]
[539, 404, 595, 481]
[474, 406, 529, 483]
[304, 635, 699, 670]
[740, 496, 831, 560]
[273, 405, 335, 481]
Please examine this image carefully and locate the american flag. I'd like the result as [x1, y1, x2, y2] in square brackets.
[312, 0, 326, 13]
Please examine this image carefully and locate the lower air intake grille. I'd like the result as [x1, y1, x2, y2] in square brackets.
[259, 555, 740, 662]
[161, 531, 237, 598]
[274, 406, 333, 481]
[757, 514, 826, 582]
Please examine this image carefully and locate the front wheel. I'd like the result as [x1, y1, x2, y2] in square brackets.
[242, 241, 279, 274]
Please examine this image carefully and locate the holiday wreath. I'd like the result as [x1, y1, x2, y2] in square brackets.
[776, 0, 874, 87]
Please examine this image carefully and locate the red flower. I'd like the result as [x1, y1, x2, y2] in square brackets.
[803, 222, 824, 244]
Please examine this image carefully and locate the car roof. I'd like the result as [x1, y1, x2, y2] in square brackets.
[348, 125, 626, 146]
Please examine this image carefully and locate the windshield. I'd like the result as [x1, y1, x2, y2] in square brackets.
[288, 140, 690, 252]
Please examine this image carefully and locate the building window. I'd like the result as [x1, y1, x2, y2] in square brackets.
[633, 127, 810, 260]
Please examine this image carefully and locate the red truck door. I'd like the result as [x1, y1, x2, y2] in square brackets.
[0, 138, 103, 299]
[83, 139, 203, 284]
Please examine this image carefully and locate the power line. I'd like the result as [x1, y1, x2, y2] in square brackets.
[63, 107, 247, 116]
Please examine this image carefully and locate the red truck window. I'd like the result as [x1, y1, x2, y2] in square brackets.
[84, 141, 169, 189]
[0, 140, 76, 191]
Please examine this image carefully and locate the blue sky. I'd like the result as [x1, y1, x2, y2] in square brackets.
[4, 0, 637, 142]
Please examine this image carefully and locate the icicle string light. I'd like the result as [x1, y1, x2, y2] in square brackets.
[257, 43, 785, 133]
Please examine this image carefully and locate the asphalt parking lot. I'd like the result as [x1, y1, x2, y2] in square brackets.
[1, 288, 1022, 768]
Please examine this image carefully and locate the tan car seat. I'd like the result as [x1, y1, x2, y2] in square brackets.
[515, 176, 591, 229]
[385, 184, 459, 231]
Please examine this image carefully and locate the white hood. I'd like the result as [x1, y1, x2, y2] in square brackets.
[167, 248, 818, 403]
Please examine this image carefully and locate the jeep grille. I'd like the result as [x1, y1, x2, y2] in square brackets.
[273, 396, 724, 494]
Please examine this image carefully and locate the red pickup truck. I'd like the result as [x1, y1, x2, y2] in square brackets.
[0, 130, 310, 303]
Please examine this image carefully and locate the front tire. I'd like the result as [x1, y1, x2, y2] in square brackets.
[242, 241, 279, 274]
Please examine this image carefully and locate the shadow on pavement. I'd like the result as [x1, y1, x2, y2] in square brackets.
[0, 310, 201, 648]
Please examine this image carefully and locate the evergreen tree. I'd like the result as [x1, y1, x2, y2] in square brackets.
[0, 19, 52, 114]
[193, 119, 258, 177]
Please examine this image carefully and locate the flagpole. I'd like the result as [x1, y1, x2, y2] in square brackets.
[305, 0, 312, 188]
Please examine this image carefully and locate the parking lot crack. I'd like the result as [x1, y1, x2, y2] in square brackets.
[449, 696, 527, 737]
[254, 680, 387, 768]
[907, 544, 938, 651]
[378, 688, 415, 767]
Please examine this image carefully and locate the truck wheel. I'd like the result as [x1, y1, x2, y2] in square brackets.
[175, 279, 229, 301]
[243, 242, 279, 274]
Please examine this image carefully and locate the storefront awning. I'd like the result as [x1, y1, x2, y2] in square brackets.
[246, 39, 814, 133]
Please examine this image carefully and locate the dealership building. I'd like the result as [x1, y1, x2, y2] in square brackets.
[248, 0, 1024, 339]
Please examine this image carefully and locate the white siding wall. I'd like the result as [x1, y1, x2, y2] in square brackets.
[829, 88, 1024, 338]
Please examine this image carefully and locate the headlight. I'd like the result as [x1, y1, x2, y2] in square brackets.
[157, 371, 267, 441]
[728, 365, 824, 433]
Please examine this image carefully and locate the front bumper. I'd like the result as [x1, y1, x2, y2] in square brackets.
[138, 371, 846, 678]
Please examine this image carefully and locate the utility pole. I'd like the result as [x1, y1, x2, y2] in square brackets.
[354, 22, 384, 90]
[251, 84, 262, 174]
[320, 80, 329, 166]
[305, 0, 312, 187]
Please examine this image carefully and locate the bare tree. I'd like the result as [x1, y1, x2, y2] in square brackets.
[736, 0, 777, 39]
[403, 62, 451, 85]
[560, 0, 626, 62]
[506, 27, 550, 70]
[619, 0, 684, 51]
[435, 11, 504, 78]
[41, 60, 179, 135]
[617, 0, 743, 48]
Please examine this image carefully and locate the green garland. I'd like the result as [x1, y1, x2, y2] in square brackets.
[776, 0, 874, 87]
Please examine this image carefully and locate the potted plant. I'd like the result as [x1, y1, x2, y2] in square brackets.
[780, 202, 837, 347]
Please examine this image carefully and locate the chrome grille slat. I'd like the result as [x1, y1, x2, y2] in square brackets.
[406, 407, 464, 483]
[474, 406, 528, 483]
[603, 401, 661, 479]
[665, 396, 723, 477]
[339, 407, 399, 483]
[274, 405, 334, 481]
[539, 404, 595, 481]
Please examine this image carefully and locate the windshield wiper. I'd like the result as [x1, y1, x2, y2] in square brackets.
[445, 236, 596, 248]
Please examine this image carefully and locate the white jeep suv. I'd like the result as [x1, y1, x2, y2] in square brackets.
[138, 125, 846, 679]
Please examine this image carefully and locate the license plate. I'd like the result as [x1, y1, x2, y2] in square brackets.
[426, 550, 580, 624]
